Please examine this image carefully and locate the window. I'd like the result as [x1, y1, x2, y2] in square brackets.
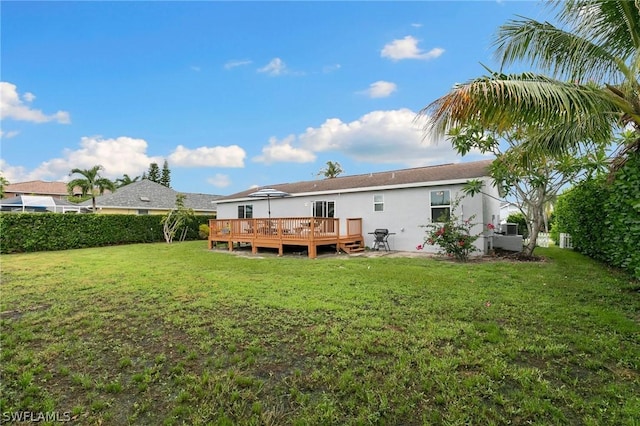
[238, 204, 253, 219]
[430, 190, 450, 222]
[312, 200, 335, 217]
[138, 209, 149, 215]
[373, 194, 384, 212]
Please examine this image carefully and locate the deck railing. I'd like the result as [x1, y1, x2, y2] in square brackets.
[209, 217, 346, 241]
[208, 217, 364, 258]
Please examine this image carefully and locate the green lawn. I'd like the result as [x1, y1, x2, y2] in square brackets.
[1, 242, 638, 425]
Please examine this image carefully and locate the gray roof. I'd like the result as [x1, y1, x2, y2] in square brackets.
[218, 160, 493, 202]
[82, 179, 220, 212]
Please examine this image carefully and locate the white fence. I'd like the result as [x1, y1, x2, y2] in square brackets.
[559, 233, 573, 249]
[525, 232, 550, 248]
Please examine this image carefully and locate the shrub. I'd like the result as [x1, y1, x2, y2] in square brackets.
[554, 152, 640, 279]
[0, 214, 215, 254]
[419, 197, 480, 262]
[199, 223, 210, 239]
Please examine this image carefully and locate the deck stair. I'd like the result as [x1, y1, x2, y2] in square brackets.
[339, 240, 365, 254]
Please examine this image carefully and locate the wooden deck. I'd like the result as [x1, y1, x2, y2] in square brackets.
[208, 217, 365, 258]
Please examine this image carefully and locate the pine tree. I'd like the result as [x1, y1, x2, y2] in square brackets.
[147, 163, 160, 183]
[160, 160, 171, 188]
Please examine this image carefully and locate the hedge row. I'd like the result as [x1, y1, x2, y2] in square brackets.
[554, 152, 640, 279]
[0, 213, 214, 254]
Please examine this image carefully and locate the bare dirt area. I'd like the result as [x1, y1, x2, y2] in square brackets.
[208, 244, 544, 262]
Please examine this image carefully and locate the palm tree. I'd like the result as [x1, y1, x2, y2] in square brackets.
[115, 174, 140, 188]
[318, 161, 344, 178]
[68, 165, 116, 212]
[419, 1, 640, 162]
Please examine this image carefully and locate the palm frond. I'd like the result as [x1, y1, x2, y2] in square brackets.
[419, 73, 618, 144]
[560, 0, 640, 54]
[494, 18, 626, 83]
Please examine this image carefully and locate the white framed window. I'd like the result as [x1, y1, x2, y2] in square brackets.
[238, 204, 253, 219]
[138, 209, 149, 215]
[373, 194, 384, 212]
[430, 190, 450, 222]
[312, 200, 335, 217]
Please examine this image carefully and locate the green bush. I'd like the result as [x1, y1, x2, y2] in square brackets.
[0, 214, 214, 254]
[554, 152, 640, 279]
[198, 223, 210, 239]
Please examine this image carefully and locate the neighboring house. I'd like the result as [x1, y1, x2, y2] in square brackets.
[83, 179, 220, 215]
[215, 160, 502, 255]
[500, 202, 521, 222]
[3, 180, 83, 199]
[0, 195, 87, 213]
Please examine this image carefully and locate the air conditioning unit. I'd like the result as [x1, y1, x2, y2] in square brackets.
[501, 223, 518, 235]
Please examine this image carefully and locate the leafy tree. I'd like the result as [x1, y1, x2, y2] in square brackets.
[115, 174, 140, 188]
[67, 165, 116, 212]
[147, 163, 160, 183]
[453, 122, 608, 258]
[161, 193, 194, 243]
[0, 176, 9, 199]
[160, 160, 171, 188]
[419, 1, 640, 164]
[318, 161, 343, 178]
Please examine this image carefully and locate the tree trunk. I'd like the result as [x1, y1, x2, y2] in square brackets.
[522, 209, 544, 258]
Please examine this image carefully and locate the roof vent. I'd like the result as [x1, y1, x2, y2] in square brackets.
[140, 196, 150, 202]
[391, 172, 395, 179]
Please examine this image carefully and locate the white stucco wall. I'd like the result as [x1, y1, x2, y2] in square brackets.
[216, 178, 501, 254]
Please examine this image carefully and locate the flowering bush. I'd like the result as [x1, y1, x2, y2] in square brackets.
[418, 196, 480, 261]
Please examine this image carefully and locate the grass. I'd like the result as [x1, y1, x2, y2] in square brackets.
[0, 241, 638, 425]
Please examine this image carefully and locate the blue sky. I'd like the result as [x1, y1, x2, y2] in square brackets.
[1, 1, 547, 195]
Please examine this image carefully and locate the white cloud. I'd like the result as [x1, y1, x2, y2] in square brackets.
[411, 23, 423, 28]
[224, 59, 252, 70]
[2, 136, 161, 182]
[381, 36, 444, 61]
[0, 129, 20, 139]
[322, 64, 342, 74]
[253, 135, 316, 164]
[297, 109, 465, 166]
[255, 109, 469, 167]
[168, 145, 246, 168]
[0, 82, 71, 124]
[190, 66, 202, 72]
[360, 81, 397, 98]
[258, 58, 288, 76]
[207, 173, 232, 188]
[0, 159, 29, 183]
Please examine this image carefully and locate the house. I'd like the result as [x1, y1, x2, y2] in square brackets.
[500, 201, 521, 222]
[3, 180, 83, 199]
[212, 160, 501, 257]
[83, 179, 220, 215]
[0, 195, 87, 213]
